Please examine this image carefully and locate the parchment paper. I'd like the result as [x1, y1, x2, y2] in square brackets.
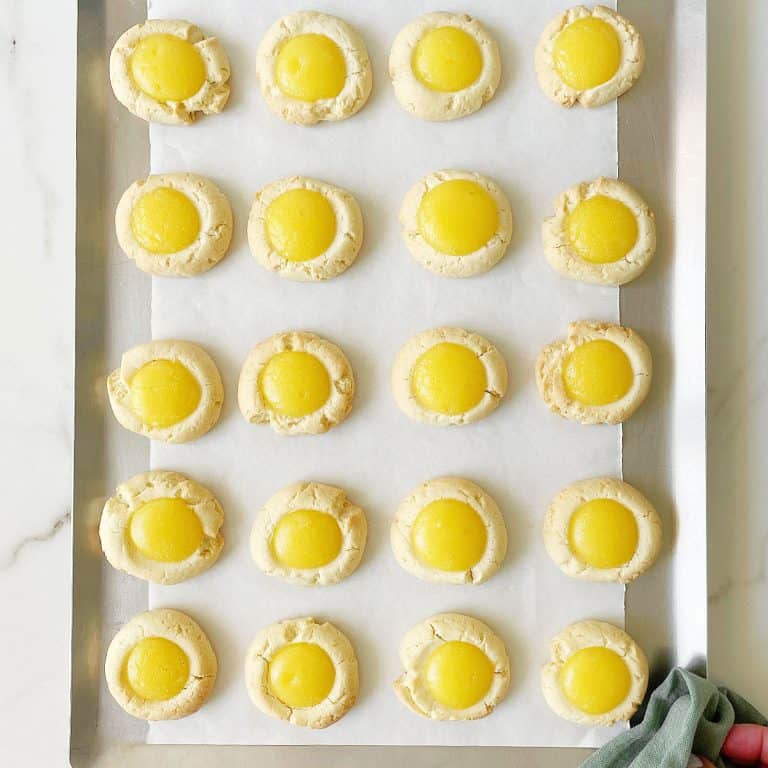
[147, 0, 624, 747]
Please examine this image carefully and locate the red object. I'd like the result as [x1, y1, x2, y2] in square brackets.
[722, 724, 768, 767]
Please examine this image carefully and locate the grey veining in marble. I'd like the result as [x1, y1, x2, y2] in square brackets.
[1, 0, 77, 765]
[706, 0, 768, 715]
[1, 511, 71, 570]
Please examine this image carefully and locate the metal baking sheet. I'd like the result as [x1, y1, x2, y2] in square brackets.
[70, 0, 707, 764]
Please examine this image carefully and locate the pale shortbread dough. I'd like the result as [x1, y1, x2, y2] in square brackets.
[251, 481, 367, 586]
[244, 617, 359, 729]
[542, 177, 656, 285]
[116, 173, 233, 277]
[110, 19, 230, 124]
[535, 5, 645, 108]
[256, 11, 372, 126]
[107, 339, 224, 443]
[392, 326, 508, 426]
[105, 608, 217, 720]
[535, 320, 652, 425]
[389, 12, 501, 121]
[238, 331, 355, 436]
[393, 612, 511, 721]
[543, 477, 662, 583]
[391, 476, 507, 584]
[248, 176, 363, 281]
[99, 470, 224, 585]
[541, 619, 649, 726]
[400, 170, 513, 278]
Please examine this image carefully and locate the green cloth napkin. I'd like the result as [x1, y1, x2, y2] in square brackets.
[581, 668, 767, 768]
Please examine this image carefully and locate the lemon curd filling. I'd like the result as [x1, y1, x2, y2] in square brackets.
[270, 509, 343, 569]
[568, 499, 639, 569]
[124, 637, 190, 701]
[552, 17, 621, 91]
[412, 26, 483, 93]
[411, 499, 487, 571]
[566, 196, 638, 264]
[559, 646, 631, 715]
[411, 342, 487, 415]
[417, 180, 498, 256]
[128, 498, 204, 563]
[259, 351, 331, 418]
[130, 187, 201, 255]
[129, 359, 202, 428]
[275, 34, 346, 101]
[265, 189, 337, 262]
[562, 340, 633, 406]
[424, 641, 494, 709]
[268, 642, 336, 708]
[129, 33, 207, 103]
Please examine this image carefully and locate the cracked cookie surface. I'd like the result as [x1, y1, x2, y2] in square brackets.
[394, 612, 510, 720]
[248, 176, 363, 281]
[542, 177, 655, 286]
[392, 326, 507, 426]
[535, 5, 644, 108]
[543, 477, 662, 583]
[400, 169, 513, 278]
[105, 608, 217, 720]
[391, 476, 506, 584]
[107, 339, 224, 443]
[251, 481, 367, 586]
[100, 470, 224, 585]
[256, 11, 372, 125]
[116, 172, 233, 277]
[389, 12, 500, 121]
[244, 617, 358, 728]
[535, 320, 651, 425]
[238, 331, 355, 436]
[541, 619, 648, 725]
[110, 19, 230, 124]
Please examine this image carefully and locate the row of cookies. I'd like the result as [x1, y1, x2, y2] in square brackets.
[117, 170, 656, 285]
[100, 472, 661, 588]
[106, 609, 648, 729]
[111, 7, 645, 126]
[106, 321, 652, 444]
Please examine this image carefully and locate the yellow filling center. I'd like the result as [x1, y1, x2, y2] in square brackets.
[130, 187, 201, 255]
[268, 643, 336, 708]
[129, 33, 207, 103]
[275, 34, 346, 102]
[412, 26, 483, 93]
[566, 195, 638, 264]
[562, 340, 634, 406]
[270, 509, 343, 569]
[129, 359, 201, 428]
[568, 499, 639, 569]
[124, 637, 190, 701]
[128, 498, 204, 563]
[552, 17, 621, 91]
[424, 641, 494, 710]
[411, 342, 487, 415]
[559, 646, 631, 715]
[265, 189, 337, 262]
[417, 179, 499, 256]
[258, 351, 331, 418]
[411, 499, 487, 571]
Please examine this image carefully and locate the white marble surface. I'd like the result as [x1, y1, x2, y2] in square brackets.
[1, 1, 766, 765]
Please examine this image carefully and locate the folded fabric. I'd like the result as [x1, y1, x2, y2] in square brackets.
[580, 668, 767, 768]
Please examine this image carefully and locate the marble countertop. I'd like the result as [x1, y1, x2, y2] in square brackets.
[2, 1, 766, 764]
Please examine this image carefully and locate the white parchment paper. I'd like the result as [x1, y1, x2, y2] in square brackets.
[147, 0, 624, 747]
